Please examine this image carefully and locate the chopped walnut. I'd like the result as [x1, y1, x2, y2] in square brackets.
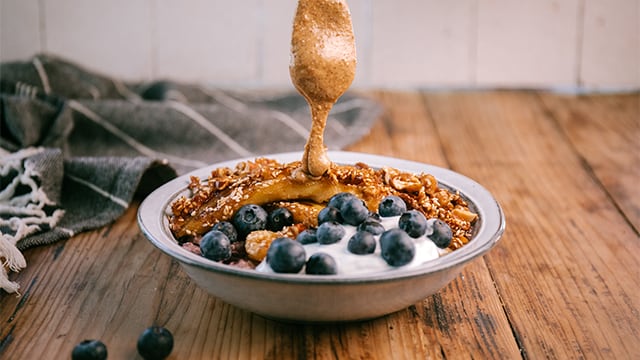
[245, 225, 304, 262]
[453, 207, 478, 222]
[245, 231, 278, 262]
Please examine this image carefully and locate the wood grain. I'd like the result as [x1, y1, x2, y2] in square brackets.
[538, 92, 640, 230]
[1, 91, 638, 359]
[423, 91, 640, 358]
[354, 91, 522, 359]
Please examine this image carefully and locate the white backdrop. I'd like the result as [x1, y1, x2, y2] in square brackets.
[1, 0, 638, 91]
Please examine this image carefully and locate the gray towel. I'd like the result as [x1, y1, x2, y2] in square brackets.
[0, 54, 381, 292]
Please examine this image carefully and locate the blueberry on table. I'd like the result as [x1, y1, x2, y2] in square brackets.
[232, 204, 268, 237]
[305, 252, 338, 275]
[318, 206, 343, 224]
[267, 237, 307, 273]
[296, 228, 318, 244]
[398, 210, 428, 238]
[316, 221, 346, 244]
[137, 326, 174, 360]
[428, 219, 453, 248]
[267, 207, 294, 231]
[327, 192, 357, 210]
[378, 195, 407, 217]
[71, 339, 107, 360]
[200, 230, 232, 261]
[357, 218, 385, 235]
[340, 197, 369, 226]
[347, 230, 377, 254]
[212, 221, 238, 243]
[380, 229, 416, 266]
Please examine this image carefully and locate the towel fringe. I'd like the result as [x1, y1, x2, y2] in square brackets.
[0, 266, 21, 294]
[0, 235, 26, 293]
[0, 147, 58, 293]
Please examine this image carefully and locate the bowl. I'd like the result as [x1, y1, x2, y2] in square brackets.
[137, 151, 505, 322]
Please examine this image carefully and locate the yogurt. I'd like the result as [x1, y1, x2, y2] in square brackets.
[256, 217, 448, 275]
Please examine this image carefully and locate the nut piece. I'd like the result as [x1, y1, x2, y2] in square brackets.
[244, 225, 304, 262]
[245, 231, 279, 262]
[449, 235, 470, 250]
[453, 208, 478, 222]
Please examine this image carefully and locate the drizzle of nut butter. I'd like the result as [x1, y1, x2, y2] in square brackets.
[290, 0, 357, 178]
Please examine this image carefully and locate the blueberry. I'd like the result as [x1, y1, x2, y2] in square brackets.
[357, 219, 385, 235]
[327, 192, 357, 210]
[267, 237, 306, 273]
[71, 339, 107, 360]
[428, 219, 453, 248]
[305, 253, 338, 275]
[398, 210, 428, 238]
[232, 204, 268, 238]
[137, 326, 174, 360]
[212, 221, 238, 243]
[317, 206, 343, 224]
[347, 230, 376, 254]
[199, 230, 232, 261]
[378, 195, 407, 217]
[379, 229, 416, 266]
[316, 221, 346, 244]
[339, 197, 369, 226]
[267, 207, 294, 231]
[296, 229, 318, 244]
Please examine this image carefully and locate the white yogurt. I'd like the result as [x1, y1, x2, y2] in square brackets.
[256, 216, 448, 275]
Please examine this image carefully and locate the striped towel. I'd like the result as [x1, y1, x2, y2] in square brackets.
[0, 54, 381, 293]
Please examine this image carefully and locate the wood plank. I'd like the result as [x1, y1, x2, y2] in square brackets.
[1, 91, 522, 359]
[352, 91, 447, 166]
[423, 91, 640, 358]
[350, 91, 522, 359]
[4, 91, 637, 359]
[1, 205, 168, 358]
[538, 92, 640, 230]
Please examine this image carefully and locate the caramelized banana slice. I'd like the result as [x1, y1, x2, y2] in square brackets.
[170, 159, 389, 238]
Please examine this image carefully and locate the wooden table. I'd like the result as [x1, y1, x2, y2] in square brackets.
[1, 91, 638, 359]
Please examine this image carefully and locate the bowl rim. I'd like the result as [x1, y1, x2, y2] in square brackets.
[137, 151, 505, 285]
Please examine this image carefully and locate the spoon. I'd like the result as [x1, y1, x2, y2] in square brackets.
[290, 0, 357, 178]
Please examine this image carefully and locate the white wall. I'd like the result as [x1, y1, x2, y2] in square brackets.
[1, 0, 638, 91]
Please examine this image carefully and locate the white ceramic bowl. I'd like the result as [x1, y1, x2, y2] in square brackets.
[138, 151, 505, 322]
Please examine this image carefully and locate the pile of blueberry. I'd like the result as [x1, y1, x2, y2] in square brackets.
[198, 203, 294, 262]
[197, 192, 453, 275]
[71, 326, 173, 360]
